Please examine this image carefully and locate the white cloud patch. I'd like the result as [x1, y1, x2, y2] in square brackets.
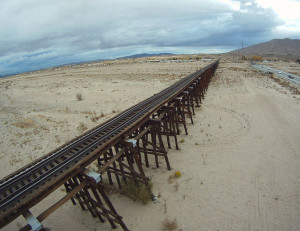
[0, 0, 298, 75]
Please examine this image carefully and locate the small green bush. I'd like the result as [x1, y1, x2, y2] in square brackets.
[174, 170, 181, 178]
[121, 179, 152, 204]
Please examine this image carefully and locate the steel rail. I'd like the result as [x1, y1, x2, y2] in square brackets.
[0, 67, 192, 194]
[1, 79, 184, 209]
[0, 61, 218, 223]
[0, 66, 192, 189]
[0, 62, 206, 191]
[0, 86, 166, 187]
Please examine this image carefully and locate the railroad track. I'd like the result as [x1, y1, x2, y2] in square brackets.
[0, 61, 218, 227]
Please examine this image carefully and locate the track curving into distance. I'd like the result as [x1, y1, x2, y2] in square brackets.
[0, 61, 218, 225]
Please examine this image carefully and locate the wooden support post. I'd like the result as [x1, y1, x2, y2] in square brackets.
[137, 119, 171, 170]
[182, 91, 194, 124]
[195, 79, 203, 104]
[188, 86, 196, 113]
[65, 169, 129, 231]
[97, 141, 149, 189]
[174, 97, 188, 135]
[162, 106, 179, 150]
[122, 139, 149, 183]
[199, 77, 205, 99]
[191, 82, 200, 107]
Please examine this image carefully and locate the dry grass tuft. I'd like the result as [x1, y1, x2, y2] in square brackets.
[76, 93, 83, 101]
[269, 75, 300, 95]
[229, 67, 247, 72]
[175, 182, 179, 191]
[77, 122, 88, 132]
[168, 170, 182, 184]
[163, 199, 167, 214]
[55, 135, 61, 143]
[162, 218, 178, 230]
[65, 107, 71, 113]
[168, 175, 174, 184]
[101, 181, 119, 195]
[91, 112, 100, 122]
[9, 155, 23, 166]
[13, 119, 35, 129]
[81, 111, 93, 115]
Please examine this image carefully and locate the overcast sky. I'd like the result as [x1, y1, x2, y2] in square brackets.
[1, 0, 299, 75]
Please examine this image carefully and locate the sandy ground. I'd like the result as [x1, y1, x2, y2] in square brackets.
[1, 57, 300, 231]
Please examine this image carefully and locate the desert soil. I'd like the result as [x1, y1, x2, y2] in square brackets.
[0, 57, 299, 231]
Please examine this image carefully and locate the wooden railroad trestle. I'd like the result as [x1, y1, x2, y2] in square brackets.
[14, 63, 216, 231]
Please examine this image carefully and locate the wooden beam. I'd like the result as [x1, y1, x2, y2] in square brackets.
[20, 182, 87, 231]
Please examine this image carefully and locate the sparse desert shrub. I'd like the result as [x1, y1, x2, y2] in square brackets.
[101, 180, 119, 195]
[229, 67, 247, 71]
[13, 119, 35, 129]
[268, 74, 300, 94]
[121, 179, 152, 204]
[55, 135, 61, 143]
[81, 110, 93, 115]
[77, 122, 87, 132]
[168, 171, 182, 184]
[175, 182, 179, 191]
[168, 175, 174, 184]
[162, 218, 178, 230]
[65, 107, 71, 113]
[251, 55, 263, 61]
[163, 199, 167, 213]
[174, 170, 182, 178]
[76, 93, 83, 101]
[91, 112, 100, 122]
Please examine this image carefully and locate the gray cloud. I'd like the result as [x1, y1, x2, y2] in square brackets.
[0, 0, 297, 75]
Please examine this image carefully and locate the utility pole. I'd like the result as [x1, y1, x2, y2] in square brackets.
[242, 40, 245, 60]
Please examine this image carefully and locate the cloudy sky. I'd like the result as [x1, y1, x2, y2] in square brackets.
[0, 0, 299, 75]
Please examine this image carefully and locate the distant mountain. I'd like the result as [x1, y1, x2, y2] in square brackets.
[118, 53, 174, 59]
[230, 38, 300, 57]
[0, 73, 18, 79]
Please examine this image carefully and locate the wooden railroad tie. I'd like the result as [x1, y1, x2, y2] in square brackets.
[0, 61, 219, 231]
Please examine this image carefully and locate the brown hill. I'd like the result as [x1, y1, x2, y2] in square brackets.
[230, 38, 300, 59]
